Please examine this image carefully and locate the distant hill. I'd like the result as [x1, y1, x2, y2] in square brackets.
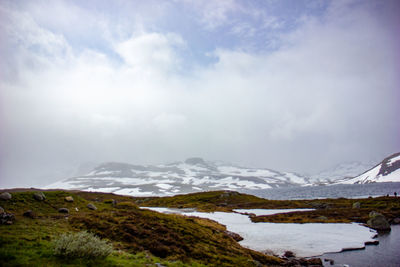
[45, 157, 311, 196]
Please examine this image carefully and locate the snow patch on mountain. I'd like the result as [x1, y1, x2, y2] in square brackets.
[334, 153, 400, 184]
[45, 157, 310, 196]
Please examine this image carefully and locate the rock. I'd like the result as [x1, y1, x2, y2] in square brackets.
[0, 206, 4, 214]
[0, 192, 12, 200]
[0, 212, 14, 225]
[224, 230, 243, 241]
[299, 257, 323, 266]
[87, 203, 97, 210]
[23, 210, 35, 219]
[392, 217, 400, 224]
[317, 216, 328, 221]
[58, 208, 69, 213]
[324, 258, 335, 265]
[367, 212, 391, 231]
[369, 211, 381, 218]
[33, 192, 46, 201]
[64, 196, 74, 202]
[283, 251, 295, 258]
[352, 202, 361, 209]
[308, 258, 323, 265]
[365, 240, 379, 245]
[155, 263, 166, 267]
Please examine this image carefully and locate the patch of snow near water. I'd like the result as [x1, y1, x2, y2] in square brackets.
[233, 209, 315, 216]
[143, 208, 376, 257]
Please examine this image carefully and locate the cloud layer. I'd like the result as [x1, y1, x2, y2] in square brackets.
[1, 0, 399, 187]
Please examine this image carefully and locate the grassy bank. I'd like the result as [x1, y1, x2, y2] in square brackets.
[0, 190, 282, 267]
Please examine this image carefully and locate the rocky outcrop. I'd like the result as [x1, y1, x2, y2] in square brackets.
[367, 211, 391, 231]
[0, 192, 12, 200]
[352, 202, 361, 209]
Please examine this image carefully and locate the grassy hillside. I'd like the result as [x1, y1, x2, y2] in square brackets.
[0, 190, 282, 267]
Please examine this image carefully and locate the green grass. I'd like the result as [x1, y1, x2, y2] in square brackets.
[0, 190, 282, 266]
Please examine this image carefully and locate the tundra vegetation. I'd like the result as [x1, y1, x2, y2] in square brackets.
[1, 189, 399, 266]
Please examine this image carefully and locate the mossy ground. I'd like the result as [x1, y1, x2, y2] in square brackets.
[137, 190, 400, 225]
[2, 189, 396, 266]
[0, 190, 282, 267]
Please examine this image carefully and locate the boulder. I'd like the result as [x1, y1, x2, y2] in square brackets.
[283, 251, 295, 258]
[367, 211, 391, 231]
[87, 203, 97, 210]
[33, 192, 46, 201]
[0, 206, 4, 214]
[393, 218, 400, 224]
[224, 230, 243, 241]
[23, 210, 35, 219]
[0, 192, 12, 200]
[0, 212, 14, 225]
[352, 202, 361, 209]
[64, 196, 74, 202]
[317, 216, 328, 221]
[58, 208, 69, 214]
[369, 211, 381, 218]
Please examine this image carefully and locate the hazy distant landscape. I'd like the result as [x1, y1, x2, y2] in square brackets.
[1, 0, 399, 266]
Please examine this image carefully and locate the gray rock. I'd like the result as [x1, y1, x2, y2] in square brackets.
[23, 210, 35, 219]
[33, 192, 46, 201]
[352, 202, 361, 209]
[0, 212, 14, 225]
[64, 196, 74, 202]
[0, 206, 4, 214]
[0, 192, 12, 200]
[87, 203, 97, 210]
[393, 217, 400, 224]
[367, 212, 391, 231]
[58, 208, 69, 213]
[317, 216, 328, 221]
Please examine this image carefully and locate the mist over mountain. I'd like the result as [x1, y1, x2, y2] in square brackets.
[46, 157, 311, 196]
[45, 153, 400, 196]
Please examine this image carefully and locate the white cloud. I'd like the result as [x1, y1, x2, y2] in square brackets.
[115, 32, 185, 74]
[0, 0, 399, 187]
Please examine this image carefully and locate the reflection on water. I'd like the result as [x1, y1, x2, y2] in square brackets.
[319, 225, 400, 267]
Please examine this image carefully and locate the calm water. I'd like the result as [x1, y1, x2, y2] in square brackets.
[244, 182, 400, 200]
[243, 183, 400, 267]
[319, 225, 400, 267]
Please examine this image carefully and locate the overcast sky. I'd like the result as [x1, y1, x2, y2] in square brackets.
[1, 0, 399, 188]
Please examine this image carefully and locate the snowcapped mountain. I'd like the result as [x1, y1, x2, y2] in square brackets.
[310, 161, 374, 184]
[333, 153, 400, 184]
[45, 157, 311, 196]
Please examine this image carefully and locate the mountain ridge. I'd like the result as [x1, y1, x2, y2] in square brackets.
[45, 154, 400, 196]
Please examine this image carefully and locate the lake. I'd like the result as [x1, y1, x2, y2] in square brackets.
[243, 182, 400, 200]
[242, 182, 400, 267]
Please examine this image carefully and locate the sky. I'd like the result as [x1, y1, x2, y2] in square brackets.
[0, 0, 399, 188]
